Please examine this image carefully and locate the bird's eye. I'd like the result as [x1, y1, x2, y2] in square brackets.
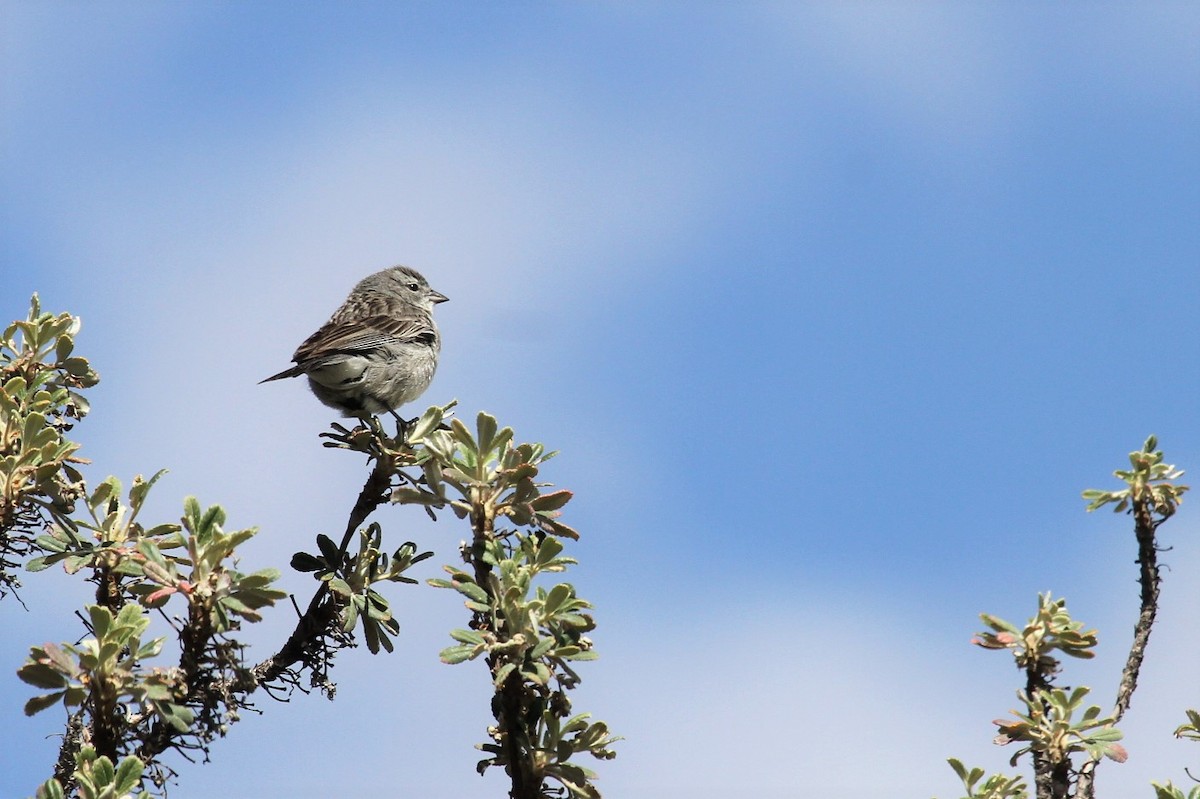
[407, 282, 420, 291]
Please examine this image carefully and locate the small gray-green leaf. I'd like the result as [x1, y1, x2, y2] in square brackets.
[439, 644, 480, 664]
[455, 580, 489, 603]
[24, 691, 66, 716]
[449, 628, 485, 645]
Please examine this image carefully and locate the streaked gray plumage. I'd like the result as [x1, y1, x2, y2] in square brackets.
[262, 265, 448, 416]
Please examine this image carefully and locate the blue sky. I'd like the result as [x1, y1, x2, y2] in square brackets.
[2, 3, 1198, 797]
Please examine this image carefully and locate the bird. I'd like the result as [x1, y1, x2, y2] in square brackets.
[261, 265, 448, 418]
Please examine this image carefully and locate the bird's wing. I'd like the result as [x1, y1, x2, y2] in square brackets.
[293, 315, 437, 362]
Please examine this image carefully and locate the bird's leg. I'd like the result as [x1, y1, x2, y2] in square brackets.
[360, 413, 384, 437]
[388, 410, 410, 442]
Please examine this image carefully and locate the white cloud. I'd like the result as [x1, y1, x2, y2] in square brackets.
[756, 2, 1016, 152]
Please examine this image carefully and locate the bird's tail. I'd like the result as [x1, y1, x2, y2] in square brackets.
[259, 365, 304, 383]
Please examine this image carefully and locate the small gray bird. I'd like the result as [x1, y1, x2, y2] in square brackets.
[261, 265, 448, 417]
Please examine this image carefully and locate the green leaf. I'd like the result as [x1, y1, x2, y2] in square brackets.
[1087, 726, 1123, 742]
[529, 637, 555, 659]
[3, 375, 28, 398]
[343, 599, 360, 633]
[454, 580, 489, 603]
[238, 568, 281, 588]
[376, 625, 395, 653]
[476, 412, 498, 455]
[316, 534, 341, 564]
[535, 536, 565, 566]
[67, 390, 91, 416]
[25, 556, 57, 572]
[492, 661, 517, 687]
[979, 613, 1020, 635]
[24, 691, 66, 716]
[143, 523, 182, 540]
[54, 332, 74, 362]
[157, 702, 195, 733]
[523, 661, 552, 685]
[88, 605, 114, 638]
[129, 469, 168, 509]
[364, 593, 392, 621]
[34, 778, 65, 799]
[182, 495, 202, 530]
[409, 548, 433, 565]
[92, 755, 115, 786]
[362, 615, 381, 653]
[197, 503, 225, 538]
[17, 663, 68, 690]
[531, 490, 573, 512]
[406, 405, 445, 442]
[22, 411, 47, 449]
[136, 638, 165, 659]
[62, 357, 91, 377]
[449, 628, 485, 645]
[544, 518, 580, 540]
[450, 418, 476, 453]
[220, 596, 254, 615]
[439, 644, 479, 664]
[114, 597, 143, 622]
[291, 551, 326, 572]
[113, 756, 144, 793]
[543, 583, 572, 616]
[392, 487, 444, 506]
[558, 612, 592, 628]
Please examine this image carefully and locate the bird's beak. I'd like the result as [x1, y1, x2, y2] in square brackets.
[431, 290, 449, 304]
